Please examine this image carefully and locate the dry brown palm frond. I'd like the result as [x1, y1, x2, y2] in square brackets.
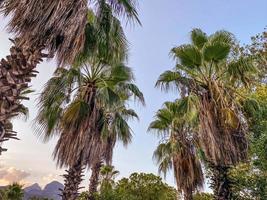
[199, 93, 248, 166]
[173, 132, 204, 196]
[54, 117, 103, 168]
[2, 0, 88, 66]
[53, 85, 104, 168]
[101, 134, 116, 165]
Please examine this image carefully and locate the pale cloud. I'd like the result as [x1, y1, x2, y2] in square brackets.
[42, 173, 60, 184]
[0, 165, 30, 186]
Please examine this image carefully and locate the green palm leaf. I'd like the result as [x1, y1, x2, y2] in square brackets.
[191, 28, 208, 49]
[228, 56, 258, 85]
[203, 42, 231, 62]
[209, 30, 234, 44]
[172, 44, 202, 69]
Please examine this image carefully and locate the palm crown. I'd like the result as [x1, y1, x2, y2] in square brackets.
[149, 99, 203, 199]
[0, 0, 139, 65]
[36, 62, 144, 168]
[156, 29, 258, 166]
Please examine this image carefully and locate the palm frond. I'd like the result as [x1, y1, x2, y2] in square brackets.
[2, 0, 88, 66]
[175, 95, 199, 123]
[148, 119, 169, 135]
[153, 142, 173, 176]
[104, 0, 140, 24]
[227, 56, 258, 85]
[191, 28, 208, 49]
[98, 86, 121, 107]
[155, 70, 181, 92]
[110, 64, 134, 82]
[119, 83, 145, 105]
[62, 99, 91, 129]
[75, 7, 129, 66]
[172, 44, 202, 69]
[209, 30, 234, 45]
[34, 67, 82, 141]
[120, 108, 139, 120]
[111, 112, 132, 146]
[203, 42, 231, 62]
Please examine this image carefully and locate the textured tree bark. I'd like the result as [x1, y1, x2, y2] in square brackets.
[61, 160, 85, 200]
[184, 187, 193, 200]
[0, 39, 46, 154]
[211, 165, 232, 200]
[88, 161, 102, 200]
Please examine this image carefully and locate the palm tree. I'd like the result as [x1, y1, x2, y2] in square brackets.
[99, 165, 119, 189]
[149, 99, 204, 200]
[36, 63, 143, 200]
[156, 29, 258, 199]
[0, 0, 139, 154]
[88, 103, 140, 199]
[35, 6, 142, 199]
[34, 5, 143, 198]
[89, 165, 119, 200]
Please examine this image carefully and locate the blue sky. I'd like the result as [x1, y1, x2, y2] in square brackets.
[0, 0, 266, 189]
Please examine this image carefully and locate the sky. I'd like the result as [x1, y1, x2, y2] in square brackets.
[0, 0, 266, 190]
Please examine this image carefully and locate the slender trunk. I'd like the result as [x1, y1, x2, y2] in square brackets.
[61, 159, 85, 200]
[0, 39, 46, 154]
[211, 165, 232, 200]
[184, 189, 193, 200]
[88, 161, 102, 200]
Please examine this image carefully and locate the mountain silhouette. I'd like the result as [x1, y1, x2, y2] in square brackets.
[23, 181, 63, 200]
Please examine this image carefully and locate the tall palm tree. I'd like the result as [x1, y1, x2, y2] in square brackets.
[36, 63, 143, 200]
[149, 99, 204, 200]
[0, 0, 139, 154]
[156, 29, 258, 199]
[35, 6, 142, 199]
[88, 103, 140, 199]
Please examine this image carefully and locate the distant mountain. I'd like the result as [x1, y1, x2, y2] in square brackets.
[23, 181, 63, 200]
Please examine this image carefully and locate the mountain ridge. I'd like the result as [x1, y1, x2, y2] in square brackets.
[23, 181, 63, 200]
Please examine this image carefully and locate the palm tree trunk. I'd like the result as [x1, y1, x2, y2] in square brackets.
[88, 161, 102, 200]
[184, 189, 193, 200]
[61, 159, 85, 200]
[0, 39, 46, 154]
[211, 165, 232, 200]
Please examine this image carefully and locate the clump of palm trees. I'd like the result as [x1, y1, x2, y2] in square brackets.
[153, 29, 258, 199]
[0, 1, 141, 197]
[0, 0, 139, 154]
[32, 3, 144, 200]
[0, 1, 262, 200]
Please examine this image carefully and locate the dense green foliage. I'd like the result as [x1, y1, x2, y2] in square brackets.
[0, 183, 24, 200]
[112, 173, 178, 200]
[230, 84, 267, 199]
[193, 192, 213, 200]
[78, 172, 179, 200]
